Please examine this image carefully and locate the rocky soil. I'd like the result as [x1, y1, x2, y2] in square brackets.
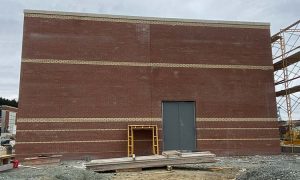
[0, 161, 112, 180]
[0, 155, 299, 180]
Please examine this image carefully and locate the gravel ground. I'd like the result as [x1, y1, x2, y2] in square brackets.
[234, 155, 300, 180]
[0, 161, 112, 180]
[179, 155, 300, 180]
[0, 155, 299, 180]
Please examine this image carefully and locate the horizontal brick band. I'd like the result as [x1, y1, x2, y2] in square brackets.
[16, 139, 162, 144]
[196, 118, 277, 122]
[17, 128, 276, 132]
[17, 117, 277, 123]
[198, 138, 279, 141]
[16, 151, 125, 155]
[17, 129, 127, 132]
[22, 59, 273, 71]
[17, 118, 162, 123]
[17, 128, 163, 132]
[16, 138, 278, 144]
[24, 11, 269, 29]
[196, 128, 278, 130]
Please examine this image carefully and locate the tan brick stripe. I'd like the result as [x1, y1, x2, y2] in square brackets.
[198, 138, 279, 141]
[17, 152, 127, 156]
[17, 128, 163, 132]
[22, 59, 273, 71]
[24, 12, 269, 29]
[17, 129, 127, 132]
[16, 138, 278, 144]
[16, 139, 162, 144]
[196, 128, 278, 130]
[17, 118, 161, 123]
[196, 118, 277, 122]
[17, 117, 277, 123]
[17, 128, 277, 132]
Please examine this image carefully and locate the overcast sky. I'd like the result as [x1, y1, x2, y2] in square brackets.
[0, 0, 299, 101]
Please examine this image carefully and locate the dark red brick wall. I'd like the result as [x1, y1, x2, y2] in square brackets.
[150, 24, 272, 66]
[18, 64, 276, 118]
[22, 17, 150, 62]
[17, 13, 279, 160]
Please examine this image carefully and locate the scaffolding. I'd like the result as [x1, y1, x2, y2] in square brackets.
[271, 20, 300, 152]
[128, 125, 159, 157]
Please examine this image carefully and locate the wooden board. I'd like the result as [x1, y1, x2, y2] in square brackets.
[0, 154, 15, 159]
[86, 151, 216, 172]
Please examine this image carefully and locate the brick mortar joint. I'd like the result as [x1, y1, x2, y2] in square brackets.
[17, 117, 278, 123]
[21, 58, 274, 70]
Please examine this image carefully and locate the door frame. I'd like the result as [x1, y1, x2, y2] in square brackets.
[161, 100, 197, 151]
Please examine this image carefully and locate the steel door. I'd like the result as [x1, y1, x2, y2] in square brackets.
[162, 101, 196, 151]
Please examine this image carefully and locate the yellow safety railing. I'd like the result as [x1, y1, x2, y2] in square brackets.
[128, 125, 159, 157]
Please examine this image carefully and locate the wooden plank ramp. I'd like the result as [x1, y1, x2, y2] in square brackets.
[85, 151, 216, 172]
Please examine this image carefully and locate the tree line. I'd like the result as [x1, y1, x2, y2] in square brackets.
[0, 97, 18, 108]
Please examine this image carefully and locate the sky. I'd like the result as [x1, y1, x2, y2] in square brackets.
[0, 0, 299, 118]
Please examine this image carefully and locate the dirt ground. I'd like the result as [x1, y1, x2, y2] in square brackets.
[1, 155, 299, 180]
[112, 168, 238, 180]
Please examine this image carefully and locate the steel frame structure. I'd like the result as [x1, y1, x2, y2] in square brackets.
[271, 20, 300, 152]
[128, 125, 159, 157]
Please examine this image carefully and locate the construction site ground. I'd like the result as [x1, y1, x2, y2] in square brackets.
[0, 155, 299, 180]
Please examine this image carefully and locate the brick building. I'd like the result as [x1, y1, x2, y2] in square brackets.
[17, 10, 280, 160]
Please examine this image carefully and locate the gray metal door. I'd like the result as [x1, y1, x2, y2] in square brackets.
[162, 101, 196, 151]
